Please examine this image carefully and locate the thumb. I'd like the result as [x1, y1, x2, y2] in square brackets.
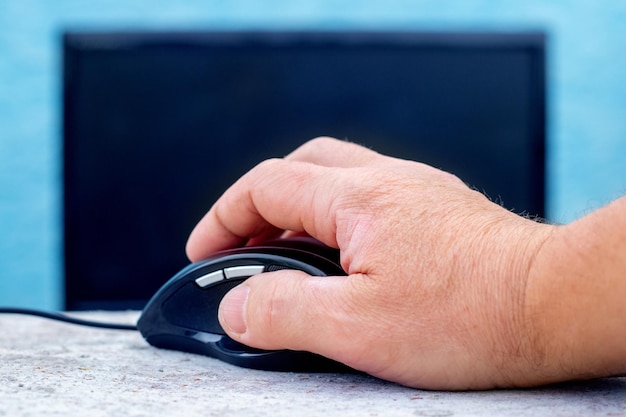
[218, 270, 363, 364]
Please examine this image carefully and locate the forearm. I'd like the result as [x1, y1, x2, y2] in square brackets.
[526, 196, 626, 382]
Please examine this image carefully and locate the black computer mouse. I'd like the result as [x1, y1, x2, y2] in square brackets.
[137, 237, 351, 372]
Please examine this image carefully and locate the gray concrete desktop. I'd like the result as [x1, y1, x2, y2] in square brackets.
[1, 312, 624, 417]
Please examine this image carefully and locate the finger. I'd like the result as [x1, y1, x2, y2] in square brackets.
[218, 270, 372, 368]
[186, 137, 386, 261]
[186, 158, 343, 261]
[285, 136, 384, 167]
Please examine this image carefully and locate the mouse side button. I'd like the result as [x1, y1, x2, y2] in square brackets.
[195, 270, 225, 288]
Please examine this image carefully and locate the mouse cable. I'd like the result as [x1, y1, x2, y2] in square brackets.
[0, 307, 138, 331]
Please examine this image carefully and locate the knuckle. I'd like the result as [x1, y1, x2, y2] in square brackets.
[251, 157, 285, 175]
[307, 136, 340, 147]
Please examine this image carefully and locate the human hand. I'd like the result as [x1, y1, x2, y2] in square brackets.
[186, 137, 558, 390]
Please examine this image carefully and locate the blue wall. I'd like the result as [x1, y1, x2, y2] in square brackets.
[1, 1, 626, 309]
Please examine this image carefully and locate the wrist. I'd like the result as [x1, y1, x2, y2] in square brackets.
[473, 212, 557, 387]
[524, 197, 626, 384]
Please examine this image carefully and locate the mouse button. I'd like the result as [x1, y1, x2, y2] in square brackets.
[223, 265, 265, 279]
[195, 269, 225, 288]
[162, 279, 243, 335]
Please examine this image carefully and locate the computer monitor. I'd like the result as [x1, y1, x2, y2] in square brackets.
[63, 30, 546, 310]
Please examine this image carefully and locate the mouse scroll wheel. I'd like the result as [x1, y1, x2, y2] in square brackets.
[265, 264, 294, 273]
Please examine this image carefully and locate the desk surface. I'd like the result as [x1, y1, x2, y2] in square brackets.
[1, 311, 624, 417]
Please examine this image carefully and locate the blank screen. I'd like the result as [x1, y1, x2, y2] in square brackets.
[63, 31, 545, 309]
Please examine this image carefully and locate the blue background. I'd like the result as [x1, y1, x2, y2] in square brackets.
[1, 1, 626, 310]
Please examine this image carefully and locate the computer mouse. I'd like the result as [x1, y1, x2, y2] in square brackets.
[137, 237, 351, 372]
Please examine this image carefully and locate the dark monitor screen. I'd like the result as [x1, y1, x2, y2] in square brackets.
[63, 30, 546, 310]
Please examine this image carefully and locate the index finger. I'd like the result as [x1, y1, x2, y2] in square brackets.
[186, 137, 387, 261]
[185, 157, 343, 261]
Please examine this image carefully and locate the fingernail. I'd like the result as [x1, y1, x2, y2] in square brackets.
[220, 285, 249, 334]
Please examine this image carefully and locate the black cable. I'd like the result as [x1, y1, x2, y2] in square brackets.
[0, 307, 138, 331]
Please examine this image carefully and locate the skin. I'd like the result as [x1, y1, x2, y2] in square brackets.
[186, 137, 626, 390]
